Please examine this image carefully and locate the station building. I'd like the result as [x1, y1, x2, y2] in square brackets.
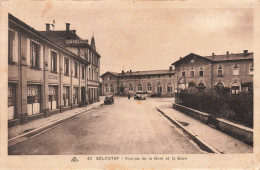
[8, 14, 101, 127]
[101, 69, 175, 97]
[172, 51, 253, 94]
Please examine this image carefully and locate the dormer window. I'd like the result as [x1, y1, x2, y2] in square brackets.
[233, 64, 239, 75]
[181, 67, 185, 77]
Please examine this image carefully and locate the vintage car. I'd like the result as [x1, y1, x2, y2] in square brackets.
[104, 95, 114, 105]
[134, 91, 148, 100]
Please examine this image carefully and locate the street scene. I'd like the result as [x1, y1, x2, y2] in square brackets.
[7, 6, 253, 157]
[9, 97, 202, 154]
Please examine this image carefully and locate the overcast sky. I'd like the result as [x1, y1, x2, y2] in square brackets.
[7, 2, 253, 74]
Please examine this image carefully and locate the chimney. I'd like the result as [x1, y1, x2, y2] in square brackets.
[226, 51, 229, 57]
[122, 70, 124, 74]
[244, 50, 248, 54]
[46, 23, 50, 31]
[180, 57, 182, 60]
[130, 70, 132, 74]
[169, 66, 172, 71]
[212, 53, 215, 58]
[66, 23, 70, 31]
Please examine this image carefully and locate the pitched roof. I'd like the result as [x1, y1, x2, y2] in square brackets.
[100, 71, 119, 78]
[172, 53, 213, 66]
[101, 70, 174, 78]
[39, 30, 83, 46]
[119, 70, 174, 76]
[204, 52, 253, 62]
[172, 52, 253, 66]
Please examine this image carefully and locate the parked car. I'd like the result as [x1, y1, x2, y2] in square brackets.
[150, 93, 161, 97]
[104, 95, 114, 105]
[134, 91, 148, 100]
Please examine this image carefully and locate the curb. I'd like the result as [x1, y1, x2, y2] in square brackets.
[156, 107, 221, 154]
[8, 103, 104, 147]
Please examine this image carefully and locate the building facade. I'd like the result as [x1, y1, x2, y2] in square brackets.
[8, 14, 101, 127]
[101, 69, 175, 97]
[172, 51, 253, 94]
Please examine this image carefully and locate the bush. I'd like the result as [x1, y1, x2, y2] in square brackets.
[175, 87, 253, 127]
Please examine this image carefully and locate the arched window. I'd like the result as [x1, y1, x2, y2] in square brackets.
[110, 84, 114, 93]
[216, 82, 224, 88]
[157, 83, 162, 93]
[167, 83, 173, 93]
[218, 65, 223, 76]
[129, 84, 133, 91]
[105, 84, 109, 92]
[231, 82, 240, 94]
[233, 64, 239, 75]
[137, 84, 142, 91]
[197, 82, 205, 92]
[147, 83, 152, 92]
[120, 84, 125, 94]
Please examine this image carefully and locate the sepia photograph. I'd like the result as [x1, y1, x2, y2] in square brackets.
[1, 0, 260, 169]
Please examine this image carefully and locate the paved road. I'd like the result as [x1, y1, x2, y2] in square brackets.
[9, 97, 201, 154]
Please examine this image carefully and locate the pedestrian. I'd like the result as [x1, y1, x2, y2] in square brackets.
[128, 94, 131, 100]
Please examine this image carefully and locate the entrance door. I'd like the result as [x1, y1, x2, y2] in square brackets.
[81, 87, 86, 105]
[8, 83, 16, 120]
[27, 85, 41, 115]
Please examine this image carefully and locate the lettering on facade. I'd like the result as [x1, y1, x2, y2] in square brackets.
[65, 40, 88, 44]
[49, 75, 59, 80]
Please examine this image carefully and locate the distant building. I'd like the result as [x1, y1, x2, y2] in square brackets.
[8, 13, 101, 127]
[100, 68, 175, 97]
[172, 51, 253, 94]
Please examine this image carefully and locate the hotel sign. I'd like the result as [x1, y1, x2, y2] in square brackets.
[65, 40, 88, 44]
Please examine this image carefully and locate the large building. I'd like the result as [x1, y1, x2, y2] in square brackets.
[8, 14, 101, 127]
[101, 68, 175, 97]
[172, 51, 253, 94]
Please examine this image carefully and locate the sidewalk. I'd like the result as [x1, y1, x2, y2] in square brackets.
[158, 105, 253, 154]
[8, 97, 104, 146]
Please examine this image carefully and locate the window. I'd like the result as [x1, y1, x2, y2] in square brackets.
[82, 66, 85, 79]
[216, 82, 224, 88]
[190, 67, 195, 77]
[51, 51, 57, 72]
[218, 65, 223, 76]
[73, 87, 78, 104]
[74, 62, 78, 77]
[188, 82, 196, 88]
[27, 85, 41, 115]
[197, 82, 205, 92]
[8, 83, 16, 120]
[8, 30, 15, 62]
[249, 64, 253, 75]
[64, 57, 69, 75]
[129, 84, 133, 91]
[31, 42, 40, 68]
[147, 83, 152, 92]
[49, 86, 58, 110]
[105, 84, 109, 92]
[157, 84, 162, 93]
[233, 64, 239, 75]
[137, 84, 142, 91]
[231, 82, 240, 94]
[199, 67, 203, 76]
[167, 83, 173, 93]
[63, 86, 70, 106]
[110, 84, 114, 93]
[182, 71, 185, 77]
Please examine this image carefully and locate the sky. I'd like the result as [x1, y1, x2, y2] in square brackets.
[7, 2, 253, 75]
